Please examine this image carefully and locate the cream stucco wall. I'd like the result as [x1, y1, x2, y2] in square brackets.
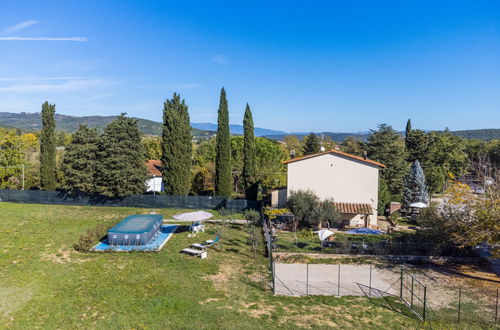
[287, 153, 380, 225]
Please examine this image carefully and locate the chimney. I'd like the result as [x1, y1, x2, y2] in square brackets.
[363, 151, 367, 160]
[290, 150, 296, 159]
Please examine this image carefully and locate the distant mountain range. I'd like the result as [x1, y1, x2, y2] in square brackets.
[191, 122, 286, 137]
[0, 111, 499, 141]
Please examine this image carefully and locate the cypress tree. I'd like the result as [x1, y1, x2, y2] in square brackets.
[403, 160, 429, 207]
[95, 114, 148, 198]
[39, 101, 57, 190]
[161, 93, 193, 195]
[242, 103, 257, 200]
[302, 133, 321, 155]
[405, 119, 412, 138]
[61, 125, 99, 194]
[215, 88, 232, 197]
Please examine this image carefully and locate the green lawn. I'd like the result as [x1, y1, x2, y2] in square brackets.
[0, 202, 435, 329]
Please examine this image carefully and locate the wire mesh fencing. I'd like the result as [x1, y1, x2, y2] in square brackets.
[427, 286, 499, 327]
[400, 268, 427, 321]
[272, 263, 400, 297]
[271, 261, 499, 327]
[274, 239, 483, 258]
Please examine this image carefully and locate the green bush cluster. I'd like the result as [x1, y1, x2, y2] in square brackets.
[73, 223, 109, 252]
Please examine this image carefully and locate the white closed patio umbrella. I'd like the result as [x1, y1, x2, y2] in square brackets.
[173, 211, 213, 221]
[409, 202, 427, 208]
[316, 229, 335, 241]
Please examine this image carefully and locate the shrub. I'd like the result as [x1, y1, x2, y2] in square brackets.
[243, 209, 261, 225]
[297, 228, 315, 239]
[74, 223, 109, 252]
[218, 207, 235, 218]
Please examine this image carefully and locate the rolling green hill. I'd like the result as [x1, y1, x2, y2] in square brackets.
[450, 129, 500, 140]
[1, 112, 498, 140]
[0, 112, 213, 137]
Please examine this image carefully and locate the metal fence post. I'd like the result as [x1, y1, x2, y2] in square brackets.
[496, 287, 498, 323]
[369, 264, 372, 298]
[423, 286, 427, 322]
[411, 277, 414, 308]
[272, 260, 276, 295]
[338, 264, 341, 297]
[306, 263, 309, 296]
[458, 287, 462, 324]
[400, 266, 403, 299]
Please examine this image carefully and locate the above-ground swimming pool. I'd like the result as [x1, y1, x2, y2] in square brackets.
[107, 215, 163, 245]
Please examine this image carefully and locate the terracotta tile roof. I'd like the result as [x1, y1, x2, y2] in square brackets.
[283, 149, 385, 168]
[334, 202, 373, 214]
[146, 160, 162, 177]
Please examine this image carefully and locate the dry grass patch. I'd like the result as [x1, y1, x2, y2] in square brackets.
[41, 245, 88, 264]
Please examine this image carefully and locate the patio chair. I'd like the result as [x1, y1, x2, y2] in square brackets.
[190, 221, 206, 234]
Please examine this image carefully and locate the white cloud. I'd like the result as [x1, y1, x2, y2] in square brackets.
[212, 54, 229, 64]
[1, 20, 38, 34]
[0, 37, 87, 42]
[0, 77, 109, 92]
[0, 76, 85, 82]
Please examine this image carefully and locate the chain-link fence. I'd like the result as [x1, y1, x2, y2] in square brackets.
[271, 261, 499, 327]
[427, 286, 499, 327]
[274, 240, 483, 258]
[0, 189, 260, 211]
[272, 263, 400, 297]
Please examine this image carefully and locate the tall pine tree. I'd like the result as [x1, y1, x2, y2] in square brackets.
[367, 124, 408, 196]
[403, 160, 429, 207]
[302, 133, 321, 155]
[161, 93, 192, 195]
[62, 125, 99, 194]
[215, 88, 232, 197]
[39, 101, 57, 190]
[95, 114, 148, 198]
[242, 103, 257, 200]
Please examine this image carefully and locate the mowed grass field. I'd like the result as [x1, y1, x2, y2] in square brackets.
[0, 202, 426, 329]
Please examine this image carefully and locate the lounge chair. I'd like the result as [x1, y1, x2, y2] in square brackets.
[191, 236, 220, 249]
[182, 247, 207, 259]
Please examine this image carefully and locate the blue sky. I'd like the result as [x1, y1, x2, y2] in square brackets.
[0, 0, 499, 132]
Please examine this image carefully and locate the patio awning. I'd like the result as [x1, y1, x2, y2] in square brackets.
[334, 202, 372, 214]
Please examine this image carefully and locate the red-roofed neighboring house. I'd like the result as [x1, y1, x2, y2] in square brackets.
[146, 160, 164, 193]
[282, 149, 385, 228]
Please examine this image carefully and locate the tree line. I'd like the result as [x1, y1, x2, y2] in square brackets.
[1, 101, 499, 203]
[1, 89, 266, 199]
